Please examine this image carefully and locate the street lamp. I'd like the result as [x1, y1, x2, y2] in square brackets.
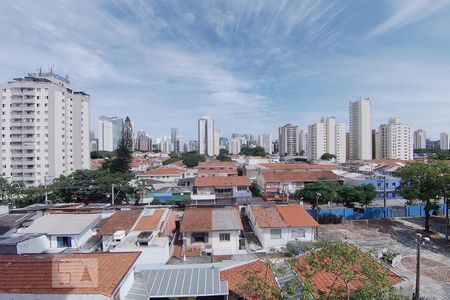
[44, 175, 53, 204]
[414, 233, 430, 300]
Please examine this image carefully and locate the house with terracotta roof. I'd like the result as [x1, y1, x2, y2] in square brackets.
[99, 209, 175, 265]
[221, 259, 280, 300]
[192, 176, 252, 203]
[0, 252, 140, 299]
[180, 207, 244, 255]
[256, 170, 342, 200]
[259, 163, 338, 172]
[197, 168, 238, 177]
[198, 160, 238, 170]
[136, 167, 185, 183]
[247, 204, 319, 249]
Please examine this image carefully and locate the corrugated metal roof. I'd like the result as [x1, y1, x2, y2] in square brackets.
[126, 267, 228, 299]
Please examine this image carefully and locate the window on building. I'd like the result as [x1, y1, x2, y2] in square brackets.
[219, 233, 230, 242]
[57, 236, 71, 248]
[291, 228, 305, 238]
[270, 229, 282, 239]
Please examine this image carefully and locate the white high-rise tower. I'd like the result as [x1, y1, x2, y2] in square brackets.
[198, 116, 214, 156]
[307, 117, 346, 163]
[349, 99, 372, 160]
[379, 118, 414, 160]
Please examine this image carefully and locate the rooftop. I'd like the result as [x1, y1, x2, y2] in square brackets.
[126, 267, 228, 299]
[197, 168, 238, 175]
[251, 204, 319, 228]
[0, 213, 34, 235]
[180, 207, 243, 232]
[140, 168, 184, 175]
[97, 210, 142, 235]
[194, 176, 251, 187]
[134, 209, 166, 232]
[260, 170, 341, 183]
[221, 260, 279, 300]
[20, 213, 101, 235]
[260, 163, 338, 170]
[0, 252, 140, 296]
[198, 160, 238, 168]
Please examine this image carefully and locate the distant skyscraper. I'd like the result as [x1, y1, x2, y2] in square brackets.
[171, 128, 179, 152]
[90, 131, 99, 152]
[0, 71, 90, 186]
[307, 117, 346, 163]
[349, 99, 372, 160]
[299, 130, 307, 156]
[98, 116, 123, 151]
[214, 129, 221, 156]
[379, 118, 414, 160]
[413, 129, 427, 150]
[198, 116, 214, 156]
[440, 132, 449, 150]
[258, 133, 272, 155]
[372, 129, 380, 159]
[136, 130, 152, 152]
[229, 138, 242, 155]
[189, 140, 198, 152]
[279, 124, 299, 157]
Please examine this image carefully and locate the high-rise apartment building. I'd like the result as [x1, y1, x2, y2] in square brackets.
[371, 129, 380, 159]
[189, 140, 198, 152]
[299, 130, 307, 156]
[171, 128, 179, 152]
[98, 116, 123, 151]
[379, 118, 414, 160]
[307, 117, 346, 163]
[198, 116, 214, 156]
[278, 124, 299, 157]
[440, 132, 449, 150]
[413, 129, 426, 150]
[136, 130, 152, 152]
[258, 133, 272, 155]
[214, 129, 221, 156]
[0, 71, 90, 186]
[229, 138, 242, 155]
[349, 99, 372, 160]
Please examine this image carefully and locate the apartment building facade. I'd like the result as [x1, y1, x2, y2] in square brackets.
[307, 117, 346, 163]
[278, 123, 299, 157]
[379, 118, 414, 160]
[0, 71, 90, 186]
[349, 99, 372, 160]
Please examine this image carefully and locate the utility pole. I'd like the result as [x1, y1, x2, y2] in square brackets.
[415, 233, 430, 300]
[111, 184, 115, 206]
[315, 193, 321, 222]
[446, 192, 449, 241]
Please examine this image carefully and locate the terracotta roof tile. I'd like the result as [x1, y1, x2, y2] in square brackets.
[0, 252, 140, 296]
[134, 209, 165, 231]
[221, 260, 279, 300]
[197, 169, 238, 175]
[194, 176, 251, 187]
[97, 210, 141, 235]
[251, 204, 319, 228]
[260, 163, 337, 170]
[275, 204, 319, 227]
[251, 206, 287, 228]
[198, 160, 237, 168]
[180, 208, 212, 232]
[141, 168, 184, 175]
[261, 170, 341, 183]
[162, 210, 179, 236]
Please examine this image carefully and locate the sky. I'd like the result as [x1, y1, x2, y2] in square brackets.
[1, 0, 450, 140]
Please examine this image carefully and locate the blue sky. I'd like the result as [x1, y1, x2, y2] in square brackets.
[1, 0, 450, 140]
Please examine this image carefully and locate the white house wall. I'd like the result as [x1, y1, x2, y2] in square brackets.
[210, 230, 240, 255]
[17, 235, 50, 254]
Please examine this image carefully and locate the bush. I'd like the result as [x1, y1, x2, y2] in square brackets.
[285, 240, 302, 256]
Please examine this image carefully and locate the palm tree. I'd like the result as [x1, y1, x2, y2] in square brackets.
[135, 179, 147, 205]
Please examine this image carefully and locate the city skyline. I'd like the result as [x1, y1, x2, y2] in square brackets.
[1, 1, 450, 139]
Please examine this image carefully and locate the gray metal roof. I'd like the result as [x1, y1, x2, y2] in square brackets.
[0, 213, 34, 235]
[126, 267, 228, 299]
[0, 233, 44, 245]
[20, 213, 101, 235]
[212, 208, 242, 231]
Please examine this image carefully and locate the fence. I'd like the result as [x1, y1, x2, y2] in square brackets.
[307, 203, 448, 220]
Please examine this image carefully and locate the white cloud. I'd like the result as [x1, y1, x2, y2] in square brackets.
[370, 0, 450, 36]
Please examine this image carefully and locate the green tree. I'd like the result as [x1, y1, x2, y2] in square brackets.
[358, 184, 378, 207]
[320, 153, 337, 161]
[182, 152, 205, 167]
[337, 185, 365, 207]
[90, 150, 114, 159]
[301, 241, 392, 300]
[239, 146, 268, 157]
[395, 162, 448, 232]
[107, 139, 132, 173]
[216, 153, 232, 162]
[122, 116, 134, 152]
[294, 180, 340, 209]
[135, 179, 147, 204]
[250, 182, 264, 198]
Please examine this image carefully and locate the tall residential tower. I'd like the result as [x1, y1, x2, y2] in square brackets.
[198, 116, 214, 156]
[349, 99, 372, 160]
